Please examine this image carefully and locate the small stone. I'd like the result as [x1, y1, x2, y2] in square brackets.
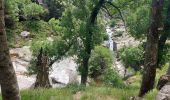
[20, 31, 30, 38]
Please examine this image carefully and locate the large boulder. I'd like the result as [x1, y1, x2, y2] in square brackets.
[156, 83, 170, 100]
[17, 75, 36, 90]
[10, 46, 32, 75]
[156, 74, 170, 100]
[13, 60, 28, 74]
[49, 57, 80, 87]
[157, 75, 170, 90]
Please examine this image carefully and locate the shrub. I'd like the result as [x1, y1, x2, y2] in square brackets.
[44, 0, 65, 19]
[113, 31, 123, 37]
[88, 46, 124, 87]
[5, 0, 19, 27]
[120, 46, 144, 71]
[102, 69, 124, 87]
[158, 44, 170, 68]
[110, 19, 116, 27]
[28, 40, 53, 74]
[103, 33, 109, 41]
[89, 46, 114, 79]
[24, 20, 51, 37]
[23, 3, 46, 20]
[126, 6, 150, 39]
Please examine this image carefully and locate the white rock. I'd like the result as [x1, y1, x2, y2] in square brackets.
[13, 62, 27, 74]
[20, 31, 30, 38]
[17, 75, 36, 90]
[10, 46, 32, 61]
[156, 84, 170, 100]
[47, 37, 54, 42]
[49, 57, 79, 87]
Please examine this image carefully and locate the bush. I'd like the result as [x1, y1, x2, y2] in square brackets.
[110, 19, 116, 27]
[28, 40, 53, 74]
[88, 46, 124, 87]
[23, 3, 46, 20]
[24, 20, 51, 37]
[103, 33, 109, 41]
[126, 6, 150, 39]
[44, 0, 65, 19]
[113, 31, 123, 37]
[158, 44, 170, 67]
[5, 0, 19, 27]
[102, 69, 124, 87]
[120, 46, 144, 71]
[29, 39, 69, 74]
[89, 46, 114, 79]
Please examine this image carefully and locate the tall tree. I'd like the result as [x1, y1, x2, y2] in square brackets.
[81, 0, 105, 85]
[54, 0, 106, 85]
[0, 0, 20, 100]
[139, 0, 164, 97]
[50, 0, 124, 85]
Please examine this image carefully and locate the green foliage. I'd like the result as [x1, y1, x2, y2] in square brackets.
[24, 20, 51, 37]
[6, 29, 15, 47]
[88, 46, 124, 87]
[110, 19, 116, 27]
[5, 0, 19, 26]
[6, 0, 46, 22]
[158, 44, 170, 67]
[103, 33, 109, 41]
[120, 46, 144, 71]
[5, 0, 50, 47]
[126, 5, 150, 39]
[55, 1, 106, 77]
[66, 84, 86, 94]
[89, 46, 114, 79]
[44, 0, 65, 19]
[48, 18, 62, 34]
[113, 31, 123, 37]
[29, 37, 71, 74]
[102, 69, 124, 87]
[23, 3, 46, 20]
[31, 40, 52, 56]
[2, 85, 158, 100]
[28, 40, 53, 74]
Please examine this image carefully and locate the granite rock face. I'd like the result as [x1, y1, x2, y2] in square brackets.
[156, 83, 170, 100]
[49, 57, 80, 87]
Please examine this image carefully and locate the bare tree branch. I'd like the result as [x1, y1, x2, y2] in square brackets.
[102, 5, 113, 18]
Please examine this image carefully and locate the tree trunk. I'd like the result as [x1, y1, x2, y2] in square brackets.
[81, 0, 105, 85]
[34, 48, 51, 88]
[0, 0, 20, 100]
[139, 0, 164, 97]
[81, 58, 89, 85]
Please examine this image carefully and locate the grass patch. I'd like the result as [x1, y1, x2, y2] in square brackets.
[1, 65, 165, 100]
[0, 85, 157, 100]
